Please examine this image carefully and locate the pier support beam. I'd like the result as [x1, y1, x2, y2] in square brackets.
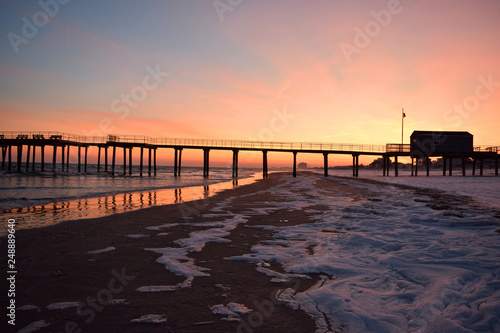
[61, 145, 65, 172]
[411, 157, 414, 176]
[40, 145, 44, 172]
[293, 151, 297, 177]
[148, 148, 152, 176]
[140, 147, 144, 176]
[323, 153, 328, 177]
[232, 149, 239, 178]
[174, 148, 184, 177]
[84, 146, 88, 173]
[442, 157, 447, 176]
[203, 149, 210, 178]
[479, 159, 484, 176]
[16, 145, 22, 172]
[8, 145, 12, 172]
[462, 156, 466, 177]
[104, 147, 108, 173]
[449, 157, 453, 176]
[394, 155, 399, 177]
[78, 146, 81, 173]
[66, 145, 70, 172]
[383, 156, 386, 176]
[426, 157, 430, 177]
[1, 146, 6, 170]
[129, 147, 133, 176]
[123, 147, 127, 176]
[415, 156, 419, 176]
[262, 150, 268, 178]
[352, 154, 359, 177]
[154, 148, 157, 176]
[495, 155, 499, 176]
[112, 146, 117, 176]
[472, 159, 476, 176]
[32, 145, 36, 172]
[51, 145, 56, 173]
[97, 146, 101, 173]
[386, 156, 390, 177]
[25, 145, 31, 172]
[178, 148, 182, 176]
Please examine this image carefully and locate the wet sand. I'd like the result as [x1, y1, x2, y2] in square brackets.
[6, 172, 342, 333]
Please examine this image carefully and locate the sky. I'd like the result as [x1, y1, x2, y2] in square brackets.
[1, 0, 500, 167]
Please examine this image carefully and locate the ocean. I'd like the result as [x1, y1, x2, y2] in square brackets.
[0, 164, 260, 233]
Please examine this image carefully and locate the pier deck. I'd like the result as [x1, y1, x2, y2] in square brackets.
[1, 131, 498, 177]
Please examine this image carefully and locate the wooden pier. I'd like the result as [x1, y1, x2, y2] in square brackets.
[0, 132, 498, 178]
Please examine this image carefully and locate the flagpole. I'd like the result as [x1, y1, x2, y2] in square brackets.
[401, 108, 404, 147]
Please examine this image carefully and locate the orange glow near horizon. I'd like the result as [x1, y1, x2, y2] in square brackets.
[1, 1, 499, 167]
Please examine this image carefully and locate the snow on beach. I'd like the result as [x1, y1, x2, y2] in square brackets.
[143, 172, 499, 332]
[369, 173, 500, 210]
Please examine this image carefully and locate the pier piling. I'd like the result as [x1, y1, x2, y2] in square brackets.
[232, 149, 239, 178]
[140, 147, 144, 176]
[112, 146, 116, 176]
[293, 151, 297, 177]
[78, 146, 81, 173]
[26, 145, 31, 172]
[40, 146, 44, 172]
[395, 155, 399, 177]
[32, 145, 36, 172]
[51, 145, 56, 172]
[203, 149, 210, 178]
[129, 147, 132, 176]
[84, 146, 88, 173]
[262, 150, 268, 178]
[123, 147, 126, 176]
[148, 148, 152, 176]
[323, 153, 328, 177]
[97, 146, 101, 173]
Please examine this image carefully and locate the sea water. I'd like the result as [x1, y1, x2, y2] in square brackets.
[0, 164, 259, 233]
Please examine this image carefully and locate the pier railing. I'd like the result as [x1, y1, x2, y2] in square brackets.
[107, 134, 386, 153]
[2, 131, 498, 155]
[0, 131, 106, 144]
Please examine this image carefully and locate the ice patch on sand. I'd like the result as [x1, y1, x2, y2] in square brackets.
[18, 320, 50, 333]
[108, 299, 129, 305]
[146, 223, 179, 231]
[145, 215, 247, 281]
[210, 302, 252, 321]
[47, 301, 80, 310]
[137, 277, 194, 292]
[126, 234, 149, 238]
[87, 246, 115, 254]
[130, 314, 167, 323]
[17, 305, 41, 311]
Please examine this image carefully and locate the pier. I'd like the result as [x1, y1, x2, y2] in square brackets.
[1, 131, 498, 178]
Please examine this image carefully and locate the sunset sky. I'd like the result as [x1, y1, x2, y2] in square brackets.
[1, 0, 499, 167]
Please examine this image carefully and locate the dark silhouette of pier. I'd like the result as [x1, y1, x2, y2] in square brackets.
[1, 131, 498, 178]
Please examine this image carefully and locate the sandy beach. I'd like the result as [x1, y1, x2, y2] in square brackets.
[4, 172, 500, 333]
